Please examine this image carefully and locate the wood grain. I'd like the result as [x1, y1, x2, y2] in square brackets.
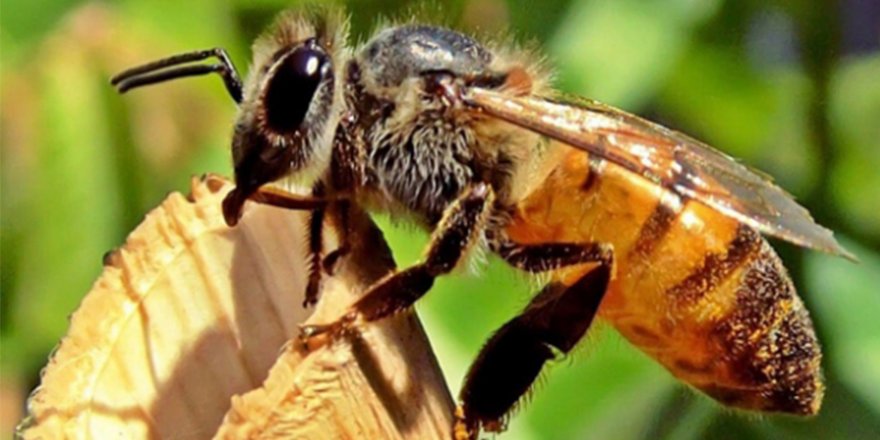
[20, 176, 453, 439]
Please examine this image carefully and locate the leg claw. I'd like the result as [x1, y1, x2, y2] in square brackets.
[453, 405, 477, 440]
[299, 311, 358, 344]
[322, 245, 350, 274]
[303, 279, 320, 308]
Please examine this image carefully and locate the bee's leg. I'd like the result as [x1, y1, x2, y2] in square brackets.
[301, 182, 494, 338]
[454, 263, 611, 440]
[300, 183, 334, 308]
[321, 115, 362, 274]
[322, 200, 352, 275]
[241, 185, 333, 307]
[305, 200, 359, 306]
[493, 238, 613, 272]
[215, 175, 332, 308]
[303, 205, 326, 308]
[204, 174, 328, 213]
[219, 182, 329, 227]
[248, 185, 329, 210]
[244, 189, 352, 306]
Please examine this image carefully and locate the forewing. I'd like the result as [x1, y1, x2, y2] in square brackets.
[466, 88, 853, 259]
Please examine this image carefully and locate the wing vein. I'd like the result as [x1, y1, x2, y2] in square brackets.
[466, 88, 853, 259]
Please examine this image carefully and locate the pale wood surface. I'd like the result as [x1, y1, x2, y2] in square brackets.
[20, 176, 453, 439]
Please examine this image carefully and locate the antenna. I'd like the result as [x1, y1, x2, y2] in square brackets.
[111, 48, 243, 103]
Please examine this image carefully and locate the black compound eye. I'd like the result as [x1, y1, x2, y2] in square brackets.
[263, 45, 329, 134]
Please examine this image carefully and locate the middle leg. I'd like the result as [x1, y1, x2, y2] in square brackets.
[301, 182, 495, 338]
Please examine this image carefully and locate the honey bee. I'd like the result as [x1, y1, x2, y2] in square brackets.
[111, 7, 853, 439]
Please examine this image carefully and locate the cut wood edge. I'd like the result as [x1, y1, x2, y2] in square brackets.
[19, 175, 454, 439]
[213, 176, 456, 439]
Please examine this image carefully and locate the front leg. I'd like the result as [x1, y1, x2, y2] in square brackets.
[218, 181, 329, 227]
[304, 204, 326, 308]
[301, 182, 495, 337]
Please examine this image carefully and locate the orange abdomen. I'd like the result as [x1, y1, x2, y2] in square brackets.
[506, 148, 823, 415]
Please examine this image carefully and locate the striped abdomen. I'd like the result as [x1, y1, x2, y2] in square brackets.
[505, 148, 823, 415]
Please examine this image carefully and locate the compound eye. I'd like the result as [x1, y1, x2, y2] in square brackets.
[263, 45, 329, 134]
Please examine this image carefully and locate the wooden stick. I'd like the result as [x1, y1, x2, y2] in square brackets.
[20, 176, 454, 439]
[212, 179, 455, 439]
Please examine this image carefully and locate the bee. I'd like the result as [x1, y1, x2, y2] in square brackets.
[111, 7, 853, 439]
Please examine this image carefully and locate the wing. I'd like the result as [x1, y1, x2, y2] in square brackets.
[466, 87, 854, 259]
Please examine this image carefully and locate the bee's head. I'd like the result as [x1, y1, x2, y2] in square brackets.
[111, 8, 347, 226]
[253, 38, 331, 138]
[224, 9, 347, 225]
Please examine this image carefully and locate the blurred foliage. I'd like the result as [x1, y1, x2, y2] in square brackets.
[1, 0, 878, 438]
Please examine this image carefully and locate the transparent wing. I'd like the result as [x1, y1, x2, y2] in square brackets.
[466, 88, 853, 259]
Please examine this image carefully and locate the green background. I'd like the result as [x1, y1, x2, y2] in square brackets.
[2, 0, 878, 438]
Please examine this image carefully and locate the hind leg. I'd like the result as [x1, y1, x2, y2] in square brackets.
[455, 263, 611, 439]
